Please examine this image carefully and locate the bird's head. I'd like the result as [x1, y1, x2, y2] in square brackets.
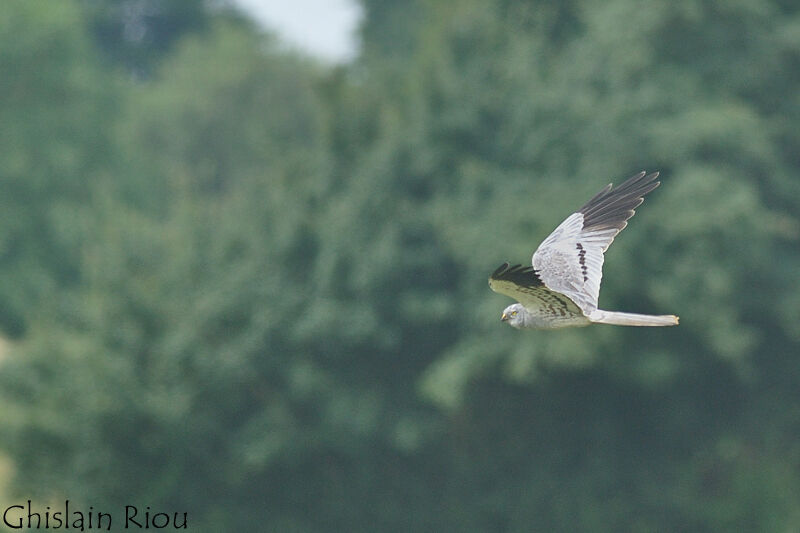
[501, 303, 526, 329]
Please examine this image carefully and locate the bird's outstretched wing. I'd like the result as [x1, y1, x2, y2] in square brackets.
[488, 263, 584, 316]
[531, 171, 660, 315]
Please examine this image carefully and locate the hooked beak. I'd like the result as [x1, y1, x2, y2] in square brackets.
[501, 312, 509, 322]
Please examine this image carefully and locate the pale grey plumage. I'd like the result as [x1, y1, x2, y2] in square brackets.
[489, 171, 679, 329]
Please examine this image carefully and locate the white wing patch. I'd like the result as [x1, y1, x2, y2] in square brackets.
[532, 213, 613, 314]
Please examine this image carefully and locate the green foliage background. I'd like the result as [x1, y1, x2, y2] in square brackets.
[1, 0, 800, 530]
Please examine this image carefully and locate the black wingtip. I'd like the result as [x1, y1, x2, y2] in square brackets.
[491, 262, 511, 278]
[578, 170, 662, 231]
[489, 262, 543, 287]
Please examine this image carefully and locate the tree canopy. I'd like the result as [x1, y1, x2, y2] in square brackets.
[1, 0, 799, 531]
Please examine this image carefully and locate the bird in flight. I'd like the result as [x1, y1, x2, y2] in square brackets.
[489, 171, 678, 329]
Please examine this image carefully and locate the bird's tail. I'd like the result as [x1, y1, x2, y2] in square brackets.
[589, 310, 679, 327]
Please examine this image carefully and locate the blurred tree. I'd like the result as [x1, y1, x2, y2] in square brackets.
[1, 17, 377, 530]
[359, 0, 423, 63]
[0, 0, 118, 336]
[80, 0, 221, 76]
[1, 0, 800, 531]
[319, 0, 800, 529]
[406, 0, 795, 394]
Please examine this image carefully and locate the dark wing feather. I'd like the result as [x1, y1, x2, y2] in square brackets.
[489, 262, 543, 288]
[578, 171, 660, 236]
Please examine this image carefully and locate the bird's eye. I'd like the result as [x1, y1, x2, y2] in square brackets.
[511, 311, 518, 317]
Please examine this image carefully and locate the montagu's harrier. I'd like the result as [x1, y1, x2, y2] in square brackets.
[489, 171, 679, 329]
